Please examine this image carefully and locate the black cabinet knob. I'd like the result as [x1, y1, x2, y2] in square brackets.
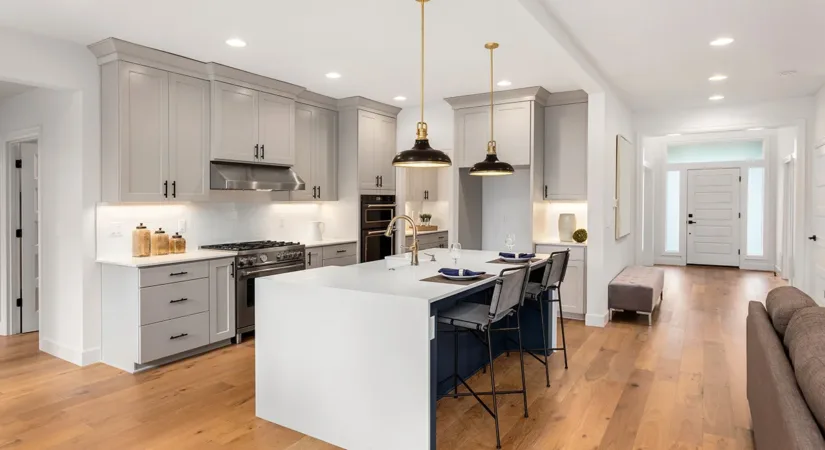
[687, 220, 696, 224]
[809, 235, 818, 242]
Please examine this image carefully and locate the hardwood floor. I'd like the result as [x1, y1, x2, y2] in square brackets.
[0, 266, 783, 449]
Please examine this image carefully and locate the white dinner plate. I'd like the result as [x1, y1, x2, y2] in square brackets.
[500, 256, 531, 263]
[440, 273, 482, 281]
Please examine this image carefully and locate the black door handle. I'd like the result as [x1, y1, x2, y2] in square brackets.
[254, 144, 259, 159]
[810, 235, 818, 242]
[163, 180, 168, 198]
[172, 181, 176, 198]
[260, 144, 265, 159]
[687, 220, 696, 224]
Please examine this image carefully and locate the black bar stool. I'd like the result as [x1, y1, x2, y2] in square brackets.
[437, 265, 531, 449]
[523, 250, 570, 387]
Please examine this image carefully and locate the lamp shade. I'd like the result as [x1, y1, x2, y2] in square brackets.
[393, 138, 452, 168]
[469, 152, 514, 176]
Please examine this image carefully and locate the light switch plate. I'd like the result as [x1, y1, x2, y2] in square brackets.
[177, 219, 187, 233]
[110, 222, 122, 237]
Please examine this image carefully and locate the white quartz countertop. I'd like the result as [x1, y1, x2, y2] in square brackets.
[404, 229, 448, 237]
[534, 240, 587, 247]
[303, 238, 357, 249]
[260, 248, 547, 303]
[96, 249, 237, 268]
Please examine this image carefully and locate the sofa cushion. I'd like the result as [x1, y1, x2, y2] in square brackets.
[766, 286, 817, 338]
[784, 306, 825, 432]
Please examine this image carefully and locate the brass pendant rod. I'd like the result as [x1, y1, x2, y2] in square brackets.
[420, 0, 425, 126]
[489, 44, 494, 147]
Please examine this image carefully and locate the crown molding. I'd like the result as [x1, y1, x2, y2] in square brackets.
[296, 90, 339, 111]
[444, 86, 552, 110]
[545, 90, 588, 107]
[337, 96, 401, 117]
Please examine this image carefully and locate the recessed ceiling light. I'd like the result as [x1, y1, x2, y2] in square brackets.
[710, 37, 734, 47]
[708, 74, 728, 82]
[225, 38, 247, 48]
[325, 72, 342, 79]
[393, 96, 407, 101]
[497, 80, 512, 87]
[667, 133, 682, 137]
[709, 95, 725, 101]
[748, 127, 764, 131]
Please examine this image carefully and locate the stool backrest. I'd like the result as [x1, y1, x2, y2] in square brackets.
[541, 250, 570, 290]
[488, 265, 530, 323]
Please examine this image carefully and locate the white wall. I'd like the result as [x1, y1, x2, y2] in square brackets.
[0, 25, 100, 364]
[776, 126, 798, 277]
[815, 87, 825, 146]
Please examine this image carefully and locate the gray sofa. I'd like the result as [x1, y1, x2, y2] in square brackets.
[747, 286, 825, 450]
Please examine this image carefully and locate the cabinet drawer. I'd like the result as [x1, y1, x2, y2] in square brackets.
[140, 278, 209, 326]
[322, 243, 356, 260]
[139, 312, 209, 363]
[322, 255, 357, 267]
[408, 232, 448, 247]
[139, 261, 209, 287]
[535, 244, 585, 261]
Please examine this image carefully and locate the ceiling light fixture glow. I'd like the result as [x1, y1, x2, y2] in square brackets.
[710, 37, 734, 47]
[708, 74, 728, 81]
[709, 95, 725, 101]
[393, 96, 407, 101]
[325, 72, 342, 79]
[225, 38, 247, 48]
[497, 80, 512, 87]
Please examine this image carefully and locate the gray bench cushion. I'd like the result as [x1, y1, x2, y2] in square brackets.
[766, 286, 817, 338]
[608, 266, 665, 313]
[784, 306, 825, 432]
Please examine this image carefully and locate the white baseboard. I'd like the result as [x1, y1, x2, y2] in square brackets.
[82, 347, 101, 366]
[39, 337, 83, 366]
[585, 311, 609, 327]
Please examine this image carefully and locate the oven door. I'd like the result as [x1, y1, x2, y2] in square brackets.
[361, 203, 396, 228]
[361, 229, 396, 262]
[236, 261, 306, 332]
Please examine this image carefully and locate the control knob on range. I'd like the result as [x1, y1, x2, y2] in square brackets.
[259, 254, 268, 263]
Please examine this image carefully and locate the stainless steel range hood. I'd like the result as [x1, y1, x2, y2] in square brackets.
[210, 161, 306, 191]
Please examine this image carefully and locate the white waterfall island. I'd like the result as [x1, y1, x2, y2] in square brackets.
[254, 248, 555, 450]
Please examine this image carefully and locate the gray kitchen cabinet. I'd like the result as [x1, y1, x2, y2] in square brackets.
[323, 255, 357, 267]
[208, 258, 236, 343]
[534, 244, 587, 317]
[358, 110, 397, 192]
[544, 101, 588, 201]
[406, 167, 438, 202]
[211, 81, 296, 166]
[100, 61, 210, 202]
[306, 243, 357, 269]
[405, 231, 448, 250]
[455, 102, 533, 168]
[306, 248, 323, 269]
[292, 103, 338, 201]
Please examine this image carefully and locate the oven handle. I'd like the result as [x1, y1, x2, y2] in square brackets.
[238, 262, 305, 278]
[366, 230, 392, 236]
[365, 204, 397, 209]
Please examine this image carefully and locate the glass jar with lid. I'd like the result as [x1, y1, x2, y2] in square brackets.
[132, 223, 151, 257]
[151, 228, 170, 256]
[170, 232, 187, 254]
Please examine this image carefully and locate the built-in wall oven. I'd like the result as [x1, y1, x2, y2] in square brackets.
[360, 195, 396, 262]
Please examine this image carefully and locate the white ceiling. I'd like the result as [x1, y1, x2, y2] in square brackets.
[0, 0, 581, 106]
[542, 0, 825, 111]
[0, 80, 34, 102]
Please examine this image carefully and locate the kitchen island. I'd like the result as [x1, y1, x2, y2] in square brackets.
[255, 248, 557, 450]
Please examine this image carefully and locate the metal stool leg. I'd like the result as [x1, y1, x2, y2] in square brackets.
[555, 288, 569, 370]
[516, 309, 529, 418]
[486, 327, 502, 449]
[537, 292, 550, 387]
[453, 327, 459, 398]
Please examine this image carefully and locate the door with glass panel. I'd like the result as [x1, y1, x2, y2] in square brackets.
[686, 168, 741, 267]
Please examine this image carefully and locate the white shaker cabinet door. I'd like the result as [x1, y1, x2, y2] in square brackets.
[209, 258, 236, 343]
[377, 114, 397, 192]
[117, 62, 169, 202]
[456, 106, 489, 168]
[212, 81, 258, 163]
[494, 102, 532, 166]
[291, 103, 316, 201]
[558, 259, 585, 315]
[306, 249, 323, 269]
[258, 92, 295, 166]
[314, 107, 338, 201]
[544, 102, 588, 201]
[169, 73, 210, 201]
[358, 110, 380, 190]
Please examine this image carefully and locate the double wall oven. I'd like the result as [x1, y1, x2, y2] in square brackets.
[360, 195, 396, 262]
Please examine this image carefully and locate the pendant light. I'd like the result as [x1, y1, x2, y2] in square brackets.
[469, 42, 514, 176]
[392, 0, 452, 168]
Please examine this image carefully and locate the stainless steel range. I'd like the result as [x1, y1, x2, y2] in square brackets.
[201, 240, 306, 342]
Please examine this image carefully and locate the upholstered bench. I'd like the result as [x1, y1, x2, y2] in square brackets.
[608, 266, 665, 326]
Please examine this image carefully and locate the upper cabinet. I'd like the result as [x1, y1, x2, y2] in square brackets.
[448, 87, 549, 169]
[406, 168, 439, 202]
[543, 98, 588, 201]
[357, 110, 397, 193]
[100, 61, 210, 203]
[212, 81, 295, 166]
[291, 103, 338, 201]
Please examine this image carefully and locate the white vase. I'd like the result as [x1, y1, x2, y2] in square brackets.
[558, 214, 576, 242]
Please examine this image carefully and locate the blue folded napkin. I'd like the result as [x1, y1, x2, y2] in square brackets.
[499, 252, 535, 259]
[439, 268, 486, 277]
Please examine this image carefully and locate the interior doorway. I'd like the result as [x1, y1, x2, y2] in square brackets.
[780, 157, 795, 281]
[9, 139, 40, 334]
[686, 168, 741, 267]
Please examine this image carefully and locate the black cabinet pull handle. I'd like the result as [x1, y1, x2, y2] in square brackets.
[261, 144, 265, 159]
[254, 144, 259, 159]
[336, 249, 347, 253]
[379, 175, 383, 187]
[810, 235, 818, 242]
[688, 220, 696, 224]
[170, 333, 189, 340]
[318, 186, 321, 199]
[163, 180, 168, 198]
[312, 186, 317, 198]
[308, 252, 312, 265]
[169, 271, 188, 276]
[169, 298, 188, 304]
[375, 175, 379, 187]
[230, 262, 235, 278]
[172, 181, 176, 198]
[544, 185, 548, 199]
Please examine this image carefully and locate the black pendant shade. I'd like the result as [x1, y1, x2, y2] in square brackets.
[393, 139, 452, 168]
[469, 150, 514, 176]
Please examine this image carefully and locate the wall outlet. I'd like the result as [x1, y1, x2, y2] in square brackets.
[110, 222, 123, 238]
[178, 219, 187, 233]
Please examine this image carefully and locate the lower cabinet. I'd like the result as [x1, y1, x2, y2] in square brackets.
[405, 231, 448, 250]
[535, 244, 587, 317]
[306, 242, 358, 269]
[101, 257, 236, 373]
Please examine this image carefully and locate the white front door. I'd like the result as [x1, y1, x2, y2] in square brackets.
[686, 168, 741, 267]
[20, 142, 39, 333]
[810, 142, 825, 305]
